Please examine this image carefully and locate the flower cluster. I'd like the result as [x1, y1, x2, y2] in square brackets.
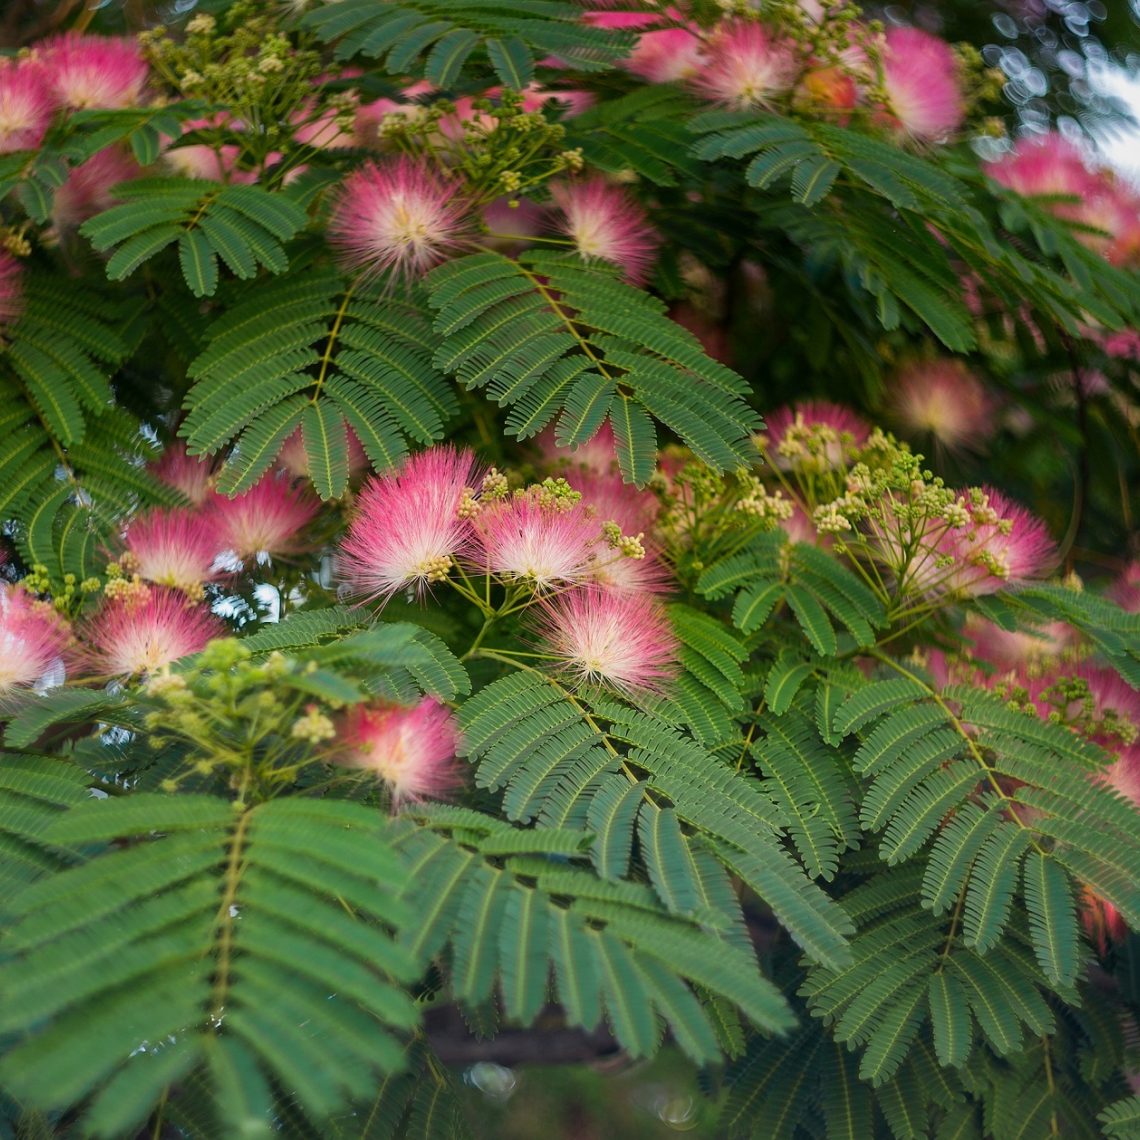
[336, 441, 678, 696]
[987, 133, 1140, 269]
[589, 7, 968, 142]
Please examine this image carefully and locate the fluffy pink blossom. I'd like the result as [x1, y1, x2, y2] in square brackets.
[337, 446, 480, 601]
[983, 132, 1132, 259]
[0, 60, 55, 153]
[0, 251, 23, 332]
[151, 442, 216, 506]
[549, 178, 659, 285]
[276, 425, 369, 480]
[537, 421, 621, 477]
[1108, 562, 1140, 613]
[890, 359, 997, 451]
[52, 147, 139, 229]
[759, 401, 871, 470]
[84, 587, 223, 676]
[964, 613, 1075, 671]
[337, 698, 460, 804]
[328, 158, 472, 280]
[570, 468, 659, 535]
[38, 34, 148, 110]
[163, 118, 257, 185]
[0, 586, 70, 697]
[583, 8, 706, 85]
[590, 546, 672, 594]
[209, 474, 321, 560]
[1100, 329, 1140, 362]
[122, 508, 221, 594]
[534, 586, 678, 694]
[692, 20, 799, 110]
[880, 27, 964, 141]
[474, 495, 599, 588]
[944, 488, 1056, 597]
[481, 195, 545, 255]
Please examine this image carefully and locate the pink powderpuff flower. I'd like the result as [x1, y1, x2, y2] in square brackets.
[549, 178, 660, 286]
[0, 251, 23, 333]
[474, 495, 599, 589]
[209, 474, 321, 560]
[0, 60, 55, 153]
[534, 586, 678, 695]
[536, 421, 621, 477]
[1100, 329, 1140, 362]
[328, 157, 472, 280]
[569, 468, 659, 535]
[337, 698, 460, 805]
[759, 401, 871, 470]
[37, 33, 148, 110]
[151, 441, 216, 506]
[0, 586, 70, 697]
[84, 587, 223, 676]
[890, 358, 998, 452]
[880, 27, 964, 142]
[963, 613, 1075, 671]
[1108, 562, 1140, 613]
[481, 195, 545, 255]
[52, 146, 139, 229]
[591, 546, 673, 594]
[944, 488, 1056, 597]
[163, 118, 257, 185]
[692, 20, 799, 110]
[277, 425, 370, 480]
[122, 508, 222, 594]
[337, 445, 480, 601]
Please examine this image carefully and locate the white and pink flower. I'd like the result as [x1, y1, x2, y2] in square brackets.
[534, 586, 678, 694]
[209, 474, 321, 561]
[692, 20, 799, 110]
[0, 587, 70, 697]
[0, 60, 55, 154]
[475, 494, 599, 589]
[337, 446, 480, 601]
[328, 157, 472, 280]
[880, 27, 963, 142]
[84, 587, 223, 676]
[549, 178, 659, 285]
[122, 508, 221, 594]
[337, 697, 460, 804]
[37, 33, 148, 111]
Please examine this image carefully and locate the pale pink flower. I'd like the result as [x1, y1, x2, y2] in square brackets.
[38, 34, 148, 110]
[122, 508, 221, 594]
[943, 488, 1056, 597]
[163, 117, 257, 185]
[890, 358, 997, 452]
[536, 421, 621, 477]
[336, 446, 479, 601]
[549, 178, 660, 285]
[209, 474, 321, 560]
[0, 251, 23, 332]
[474, 495, 599, 588]
[276, 425, 369, 480]
[84, 587, 223, 676]
[151, 442, 216, 506]
[1101, 329, 1140, 362]
[569, 468, 659, 535]
[964, 613, 1075, 671]
[328, 158, 472, 280]
[534, 586, 678, 694]
[778, 502, 824, 547]
[984, 133, 1129, 258]
[692, 20, 799, 110]
[515, 84, 594, 117]
[481, 195, 544, 255]
[880, 27, 963, 141]
[52, 147, 139, 229]
[1108, 562, 1140, 613]
[591, 546, 673, 594]
[337, 698, 460, 804]
[0, 60, 55, 153]
[0, 586, 70, 697]
[759, 401, 871, 470]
